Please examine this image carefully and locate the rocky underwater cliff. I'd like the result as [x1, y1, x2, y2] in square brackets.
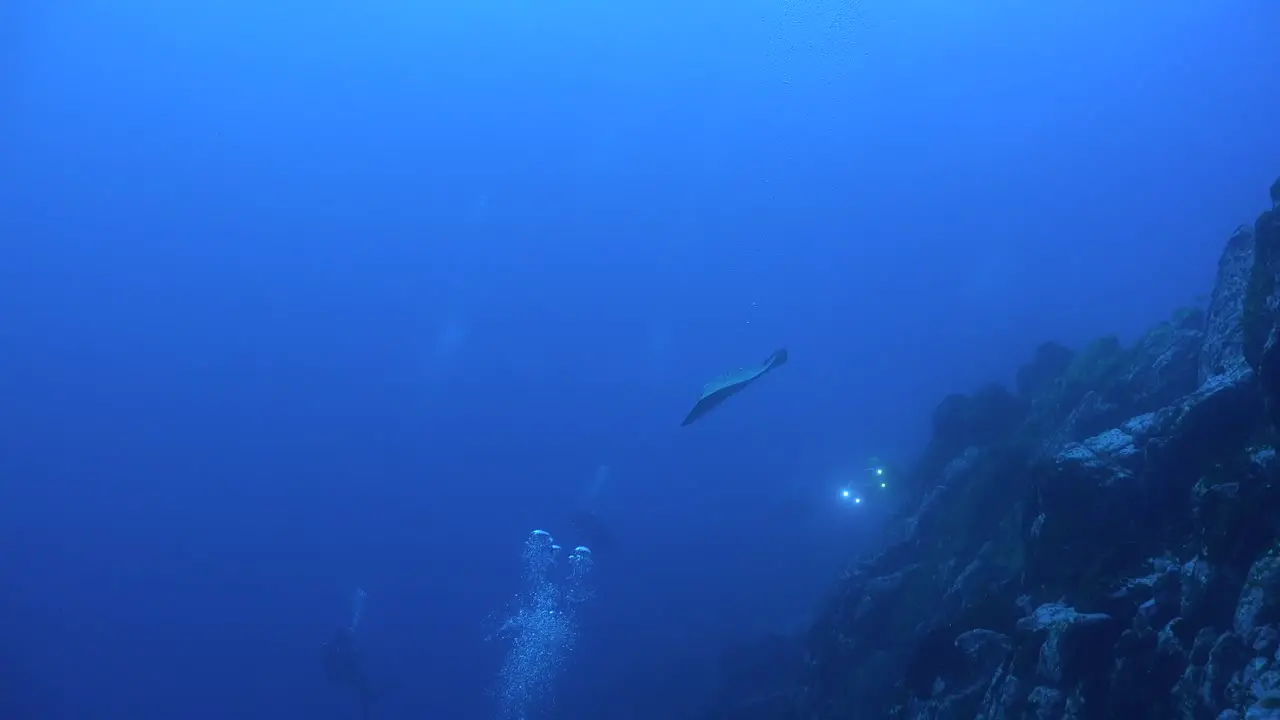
[712, 175, 1280, 720]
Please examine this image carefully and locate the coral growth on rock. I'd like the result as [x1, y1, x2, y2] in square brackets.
[710, 176, 1280, 720]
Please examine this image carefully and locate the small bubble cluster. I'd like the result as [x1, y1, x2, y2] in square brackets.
[565, 546, 594, 605]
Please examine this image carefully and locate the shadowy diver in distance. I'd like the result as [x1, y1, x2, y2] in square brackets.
[323, 626, 375, 719]
[680, 348, 789, 426]
[568, 507, 614, 551]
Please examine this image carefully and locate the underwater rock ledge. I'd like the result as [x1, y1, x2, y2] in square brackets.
[707, 175, 1280, 720]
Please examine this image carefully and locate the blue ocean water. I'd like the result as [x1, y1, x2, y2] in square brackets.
[1, 1, 1277, 718]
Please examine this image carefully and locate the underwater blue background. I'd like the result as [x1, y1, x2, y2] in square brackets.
[2, 1, 1278, 718]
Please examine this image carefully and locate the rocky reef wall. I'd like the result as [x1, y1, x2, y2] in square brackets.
[711, 176, 1280, 720]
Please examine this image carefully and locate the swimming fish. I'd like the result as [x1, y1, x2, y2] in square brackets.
[680, 348, 789, 426]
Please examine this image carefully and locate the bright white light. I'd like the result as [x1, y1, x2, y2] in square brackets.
[841, 488, 850, 498]
[875, 467, 884, 476]
[880, 482, 887, 488]
[854, 497, 862, 504]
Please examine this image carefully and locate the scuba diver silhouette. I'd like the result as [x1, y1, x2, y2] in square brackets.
[323, 626, 375, 718]
[323, 589, 376, 719]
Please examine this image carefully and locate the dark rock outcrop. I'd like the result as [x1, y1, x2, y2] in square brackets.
[708, 176, 1280, 720]
[1016, 343, 1075, 400]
